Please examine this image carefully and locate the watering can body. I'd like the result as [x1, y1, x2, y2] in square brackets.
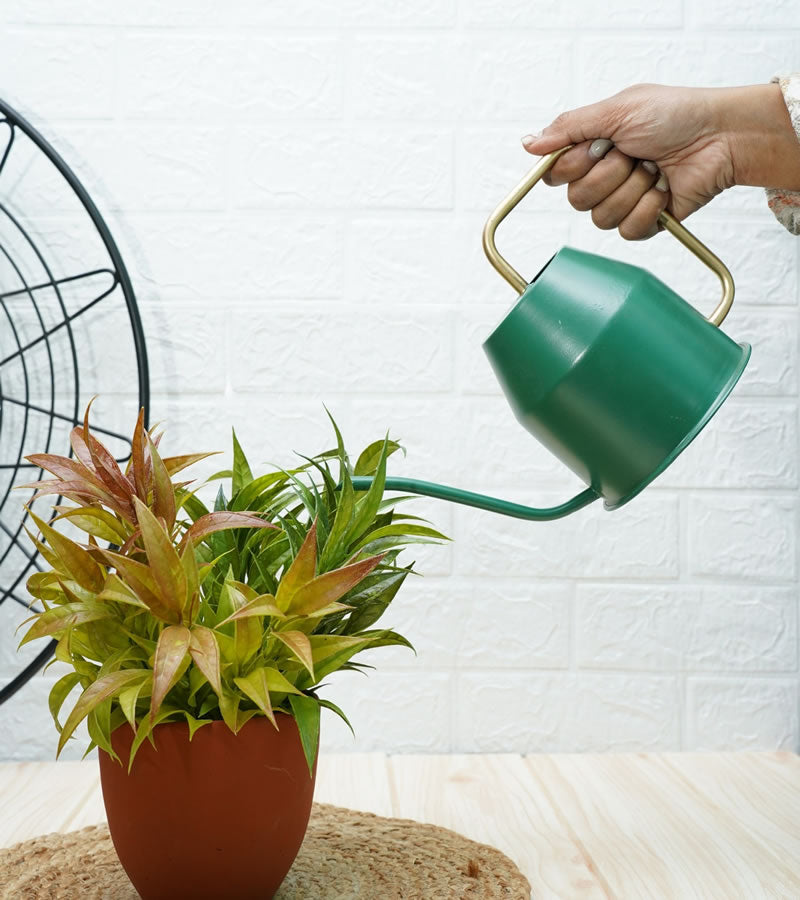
[484, 245, 750, 509]
[350, 146, 750, 520]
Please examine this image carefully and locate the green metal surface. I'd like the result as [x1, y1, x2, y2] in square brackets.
[483, 247, 750, 508]
[350, 477, 599, 521]
[352, 246, 749, 521]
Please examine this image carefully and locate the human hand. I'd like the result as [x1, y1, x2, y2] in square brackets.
[520, 82, 800, 240]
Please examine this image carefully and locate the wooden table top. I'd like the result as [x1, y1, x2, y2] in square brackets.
[1, 751, 798, 899]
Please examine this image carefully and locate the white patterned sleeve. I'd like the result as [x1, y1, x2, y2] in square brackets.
[765, 74, 800, 235]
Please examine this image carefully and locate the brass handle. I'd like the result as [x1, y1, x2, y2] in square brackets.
[482, 146, 735, 327]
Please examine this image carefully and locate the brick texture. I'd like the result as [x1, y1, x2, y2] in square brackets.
[1, 3, 798, 761]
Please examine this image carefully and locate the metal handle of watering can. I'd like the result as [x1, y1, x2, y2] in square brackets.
[482, 145, 735, 327]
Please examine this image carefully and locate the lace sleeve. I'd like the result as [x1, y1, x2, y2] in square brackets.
[765, 74, 800, 235]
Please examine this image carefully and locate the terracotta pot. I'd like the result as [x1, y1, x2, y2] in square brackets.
[98, 712, 318, 900]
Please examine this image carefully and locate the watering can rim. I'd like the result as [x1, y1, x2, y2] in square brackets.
[602, 339, 751, 511]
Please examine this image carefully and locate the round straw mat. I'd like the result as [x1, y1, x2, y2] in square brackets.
[0, 801, 531, 899]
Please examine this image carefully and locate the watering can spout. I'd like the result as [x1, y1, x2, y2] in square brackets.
[347, 148, 749, 522]
[350, 477, 599, 521]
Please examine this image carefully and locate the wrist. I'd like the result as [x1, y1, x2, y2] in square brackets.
[714, 83, 800, 190]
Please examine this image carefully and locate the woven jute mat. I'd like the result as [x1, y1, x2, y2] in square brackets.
[0, 801, 531, 899]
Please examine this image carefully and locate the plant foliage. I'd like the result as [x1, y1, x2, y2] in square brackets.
[18, 404, 447, 777]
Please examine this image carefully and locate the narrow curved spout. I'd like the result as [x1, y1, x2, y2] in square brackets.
[349, 476, 599, 522]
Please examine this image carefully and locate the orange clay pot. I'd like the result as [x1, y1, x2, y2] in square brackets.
[98, 712, 318, 900]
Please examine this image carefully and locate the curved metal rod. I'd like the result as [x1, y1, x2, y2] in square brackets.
[350, 476, 599, 521]
[482, 146, 735, 327]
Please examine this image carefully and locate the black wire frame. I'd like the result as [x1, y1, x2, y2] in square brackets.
[0, 98, 149, 705]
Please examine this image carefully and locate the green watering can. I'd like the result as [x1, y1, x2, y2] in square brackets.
[352, 147, 751, 520]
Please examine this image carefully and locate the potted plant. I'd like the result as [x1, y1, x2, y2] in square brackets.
[18, 404, 446, 900]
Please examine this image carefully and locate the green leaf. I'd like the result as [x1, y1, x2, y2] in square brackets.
[48, 672, 82, 733]
[234, 666, 302, 727]
[218, 689, 242, 732]
[288, 692, 320, 779]
[319, 467, 354, 572]
[26, 571, 66, 604]
[53, 506, 129, 544]
[317, 697, 356, 740]
[354, 439, 403, 476]
[118, 674, 153, 730]
[216, 595, 286, 626]
[150, 625, 192, 721]
[232, 428, 254, 495]
[87, 698, 114, 756]
[272, 630, 314, 680]
[184, 712, 212, 740]
[350, 523, 449, 553]
[58, 668, 148, 757]
[233, 471, 290, 512]
[323, 405, 349, 483]
[342, 589, 407, 635]
[28, 509, 104, 593]
[96, 574, 149, 609]
[345, 435, 388, 547]
[23, 531, 65, 577]
[128, 705, 182, 773]
[180, 490, 210, 523]
[223, 581, 262, 669]
[18, 602, 114, 647]
[298, 634, 378, 687]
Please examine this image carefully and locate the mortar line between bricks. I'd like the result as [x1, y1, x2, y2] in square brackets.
[374, 666, 800, 679]
[567, 581, 577, 672]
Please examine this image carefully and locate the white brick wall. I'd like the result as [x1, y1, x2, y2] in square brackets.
[1, 1, 798, 761]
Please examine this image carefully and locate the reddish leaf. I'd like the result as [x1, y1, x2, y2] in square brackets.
[189, 626, 222, 695]
[275, 519, 318, 612]
[150, 625, 191, 721]
[147, 434, 176, 530]
[18, 601, 113, 646]
[132, 498, 187, 621]
[70, 424, 96, 472]
[131, 408, 148, 502]
[99, 549, 181, 624]
[162, 452, 220, 476]
[289, 553, 385, 617]
[180, 511, 276, 548]
[25, 453, 106, 491]
[272, 630, 315, 681]
[83, 411, 135, 514]
[217, 594, 285, 625]
[58, 669, 148, 757]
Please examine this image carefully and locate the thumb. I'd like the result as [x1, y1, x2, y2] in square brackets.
[521, 98, 621, 155]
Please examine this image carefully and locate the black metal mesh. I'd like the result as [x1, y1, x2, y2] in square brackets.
[0, 99, 149, 705]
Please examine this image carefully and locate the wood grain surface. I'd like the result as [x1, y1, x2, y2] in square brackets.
[1, 752, 798, 899]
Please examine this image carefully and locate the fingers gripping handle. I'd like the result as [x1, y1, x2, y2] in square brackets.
[482, 146, 735, 327]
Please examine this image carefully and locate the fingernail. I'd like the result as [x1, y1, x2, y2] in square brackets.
[521, 131, 542, 147]
[589, 139, 613, 159]
[642, 160, 658, 174]
[655, 173, 668, 192]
